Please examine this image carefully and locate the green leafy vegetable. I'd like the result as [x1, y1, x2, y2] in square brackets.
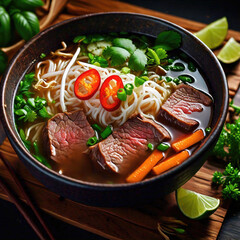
[12, 0, 44, 11]
[103, 46, 130, 66]
[154, 30, 181, 51]
[213, 163, 240, 200]
[88, 53, 108, 68]
[128, 49, 147, 71]
[147, 48, 160, 65]
[0, 6, 11, 47]
[14, 73, 52, 123]
[156, 48, 168, 60]
[212, 109, 240, 200]
[213, 117, 240, 168]
[0, 49, 8, 74]
[12, 10, 40, 41]
[112, 38, 136, 54]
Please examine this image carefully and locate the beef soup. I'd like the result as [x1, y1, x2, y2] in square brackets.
[14, 31, 213, 184]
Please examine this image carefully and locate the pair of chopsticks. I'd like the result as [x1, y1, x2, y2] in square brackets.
[0, 152, 54, 240]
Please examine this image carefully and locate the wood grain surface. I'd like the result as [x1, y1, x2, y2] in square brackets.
[1, 0, 240, 239]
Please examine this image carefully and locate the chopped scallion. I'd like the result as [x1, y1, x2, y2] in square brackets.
[205, 127, 211, 135]
[124, 83, 134, 95]
[148, 143, 154, 151]
[135, 76, 146, 87]
[92, 123, 102, 132]
[157, 143, 170, 151]
[87, 136, 98, 146]
[117, 88, 127, 101]
[100, 125, 112, 139]
[40, 53, 46, 59]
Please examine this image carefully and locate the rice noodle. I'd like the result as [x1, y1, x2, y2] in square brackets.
[29, 42, 176, 141]
[60, 47, 81, 112]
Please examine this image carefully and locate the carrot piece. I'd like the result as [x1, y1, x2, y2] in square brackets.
[172, 129, 205, 152]
[126, 149, 164, 183]
[152, 150, 190, 176]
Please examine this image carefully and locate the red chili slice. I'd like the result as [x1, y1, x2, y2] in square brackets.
[100, 75, 124, 111]
[74, 69, 101, 100]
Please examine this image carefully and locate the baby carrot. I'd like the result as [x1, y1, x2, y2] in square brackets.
[126, 149, 164, 183]
[172, 129, 204, 152]
[152, 150, 190, 176]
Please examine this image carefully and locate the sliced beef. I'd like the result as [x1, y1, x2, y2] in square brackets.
[43, 110, 94, 163]
[159, 83, 212, 131]
[89, 114, 170, 175]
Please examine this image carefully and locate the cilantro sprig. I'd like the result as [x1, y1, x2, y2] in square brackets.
[14, 72, 52, 123]
[212, 108, 240, 200]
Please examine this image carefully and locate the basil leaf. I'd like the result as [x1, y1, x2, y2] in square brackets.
[128, 49, 147, 71]
[0, 6, 11, 47]
[154, 30, 181, 51]
[103, 46, 130, 66]
[12, 0, 44, 11]
[12, 11, 40, 41]
[113, 38, 136, 54]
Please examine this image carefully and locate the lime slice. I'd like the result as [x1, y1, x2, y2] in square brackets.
[176, 188, 220, 220]
[195, 17, 228, 49]
[217, 37, 240, 63]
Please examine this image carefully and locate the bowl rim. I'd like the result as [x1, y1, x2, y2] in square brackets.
[0, 12, 228, 190]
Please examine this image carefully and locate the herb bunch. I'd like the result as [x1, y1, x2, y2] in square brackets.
[73, 30, 182, 73]
[212, 102, 240, 200]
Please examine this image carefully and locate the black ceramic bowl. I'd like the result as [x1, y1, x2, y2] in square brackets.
[0, 13, 228, 207]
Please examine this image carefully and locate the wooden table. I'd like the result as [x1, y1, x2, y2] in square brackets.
[0, 0, 240, 239]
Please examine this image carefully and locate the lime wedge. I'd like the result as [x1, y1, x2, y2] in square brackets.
[195, 17, 228, 49]
[217, 37, 240, 63]
[176, 188, 220, 220]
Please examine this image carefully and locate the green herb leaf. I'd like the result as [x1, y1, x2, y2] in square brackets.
[147, 48, 160, 65]
[156, 48, 168, 60]
[154, 30, 181, 51]
[113, 38, 136, 54]
[12, 0, 44, 11]
[38, 106, 52, 118]
[128, 49, 147, 71]
[12, 11, 40, 41]
[0, 6, 11, 47]
[103, 46, 130, 66]
[88, 53, 108, 68]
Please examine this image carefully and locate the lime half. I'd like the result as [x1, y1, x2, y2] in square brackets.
[217, 37, 240, 63]
[195, 17, 228, 49]
[176, 188, 220, 220]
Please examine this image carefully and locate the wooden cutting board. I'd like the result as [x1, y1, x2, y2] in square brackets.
[1, 0, 240, 239]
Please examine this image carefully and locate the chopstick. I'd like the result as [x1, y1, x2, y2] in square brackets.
[0, 175, 47, 240]
[0, 152, 55, 240]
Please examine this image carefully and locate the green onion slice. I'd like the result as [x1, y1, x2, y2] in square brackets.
[147, 143, 154, 151]
[157, 143, 170, 151]
[87, 136, 98, 146]
[117, 88, 127, 101]
[124, 83, 134, 95]
[100, 125, 112, 139]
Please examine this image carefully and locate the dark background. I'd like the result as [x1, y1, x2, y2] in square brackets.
[0, 0, 239, 239]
